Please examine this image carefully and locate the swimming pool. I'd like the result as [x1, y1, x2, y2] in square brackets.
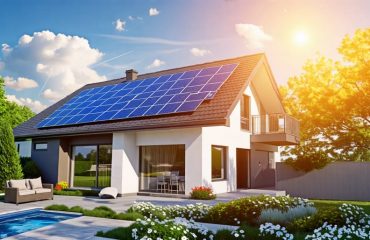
[0, 208, 79, 239]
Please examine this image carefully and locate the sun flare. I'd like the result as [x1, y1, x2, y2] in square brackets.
[293, 31, 309, 46]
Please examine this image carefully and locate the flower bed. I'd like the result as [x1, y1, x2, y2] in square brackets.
[190, 186, 216, 200]
[204, 195, 313, 225]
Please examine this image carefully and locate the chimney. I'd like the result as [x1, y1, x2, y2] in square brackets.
[125, 69, 138, 81]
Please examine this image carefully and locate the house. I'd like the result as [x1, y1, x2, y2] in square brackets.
[13, 54, 299, 195]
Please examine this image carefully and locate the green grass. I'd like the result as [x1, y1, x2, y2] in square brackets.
[73, 175, 111, 188]
[312, 199, 370, 214]
[53, 189, 99, 197]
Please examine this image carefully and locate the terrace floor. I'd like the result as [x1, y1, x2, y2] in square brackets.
[0, 189, 285, 213]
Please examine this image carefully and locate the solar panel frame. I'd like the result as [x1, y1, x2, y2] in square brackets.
[38, 63, 238, 128]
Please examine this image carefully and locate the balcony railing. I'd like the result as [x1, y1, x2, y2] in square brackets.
[252, 114, 299, 137]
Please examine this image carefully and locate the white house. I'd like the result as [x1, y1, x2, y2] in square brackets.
[14, 54, 299, 195]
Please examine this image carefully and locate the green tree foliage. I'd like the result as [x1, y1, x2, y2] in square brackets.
[0, 120, 23, 189]
[280, 28, 370, 170]
[0, 77, 34, 128]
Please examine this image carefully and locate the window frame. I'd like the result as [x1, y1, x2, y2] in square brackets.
[34, 143, 48, 151]
[240, 94, 251, 131]
[211, 145, 228, 181]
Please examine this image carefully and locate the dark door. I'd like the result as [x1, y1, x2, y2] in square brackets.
[236, 148, 250, 189]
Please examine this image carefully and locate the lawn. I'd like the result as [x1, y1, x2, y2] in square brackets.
[312, 199, 370, 214]
[73, 175, 111, 188]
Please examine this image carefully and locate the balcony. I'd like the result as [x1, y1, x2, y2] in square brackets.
[251, 114, 300, 146]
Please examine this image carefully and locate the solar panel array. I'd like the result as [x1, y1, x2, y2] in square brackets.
[37, 63, 238, 128]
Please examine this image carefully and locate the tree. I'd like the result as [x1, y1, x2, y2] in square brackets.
[0, 77, 35, 128]
[280, 28, 370, 170]
[0, 120, 23, 189]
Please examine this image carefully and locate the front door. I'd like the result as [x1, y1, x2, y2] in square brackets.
[236, 148, 250, 189]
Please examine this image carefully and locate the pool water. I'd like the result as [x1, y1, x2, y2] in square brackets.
[0, 208, 79, 239]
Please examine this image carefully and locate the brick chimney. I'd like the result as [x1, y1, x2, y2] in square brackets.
[125, 69, 138, 81]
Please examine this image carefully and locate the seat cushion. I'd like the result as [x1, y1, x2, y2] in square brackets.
[99, 187, 118, 199]
[29, 177, 43, 189]
[9, 179, 27, 190]
[19, 189, 36, 196]
[35, 188, 52, 194]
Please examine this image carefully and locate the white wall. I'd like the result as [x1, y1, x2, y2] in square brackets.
[111, 132, 139, 194]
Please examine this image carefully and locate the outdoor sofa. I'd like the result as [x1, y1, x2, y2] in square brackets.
[4, 177, 53, 204]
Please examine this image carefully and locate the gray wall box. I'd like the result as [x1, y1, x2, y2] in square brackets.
[276, 162, 370, 201]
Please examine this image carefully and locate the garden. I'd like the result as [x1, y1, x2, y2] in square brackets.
[45, 195, 370, 240]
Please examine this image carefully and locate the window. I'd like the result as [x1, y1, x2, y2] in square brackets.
[212, 146, 227, 180]
[34, 143, 47, 150]
[268, 152, 275, 169]
[240, 95, 250, 130]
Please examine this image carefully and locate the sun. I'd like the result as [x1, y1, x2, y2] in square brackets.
[293, 31, 309, 46]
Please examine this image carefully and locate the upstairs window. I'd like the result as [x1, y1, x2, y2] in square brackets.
[240, 95, 250, 130]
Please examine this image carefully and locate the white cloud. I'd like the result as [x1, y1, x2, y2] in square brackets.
[42, 88, 63, 101]
[4, 76, 38, 91]
[1, 30, 106, 102]
[235, 24, 272, 50]
[6, 94, 47, 113]
[147, 59, 165, 69]
[114, 19, 126, 32]
[149, 8, 159, 16]
[190, 47, 212, 57]
[1, 43, 12, 55]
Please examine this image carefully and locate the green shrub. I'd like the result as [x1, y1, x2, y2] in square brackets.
[0, 120, 23, 190]
[287, 207, 345, 232]
[204, 195, 313, 226]
[115, 212, 144, 221]
[83, 206, 116, 218]
[22, 160, 41, 178]
[69, 206, 84, 213]
[96, 227, 131, 240]
[45, 204, 70, 212]
[53, 189, 99, 197]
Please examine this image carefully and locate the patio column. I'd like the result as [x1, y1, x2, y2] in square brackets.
[111, 132, 138, 195]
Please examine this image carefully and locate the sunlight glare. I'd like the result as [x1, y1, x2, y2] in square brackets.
[293, 31, 309, 46]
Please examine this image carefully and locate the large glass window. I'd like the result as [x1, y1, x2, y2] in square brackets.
[72, 145, 112, 188]
[212, 145, 227, 180]
[139, 145, 185, 193]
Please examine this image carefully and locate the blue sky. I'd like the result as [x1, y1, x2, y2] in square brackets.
[1, 0, 369, 112]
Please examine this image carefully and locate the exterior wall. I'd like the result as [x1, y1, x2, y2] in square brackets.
[276, 162, 370, 201]
[111, 128, 202, 195]
[31, 139, 61, 184]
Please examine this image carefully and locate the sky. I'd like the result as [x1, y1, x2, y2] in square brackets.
[1, 0, 369, 113]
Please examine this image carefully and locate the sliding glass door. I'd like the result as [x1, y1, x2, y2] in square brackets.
[139, 145, 185, 193]
[72, 145, 112, 188]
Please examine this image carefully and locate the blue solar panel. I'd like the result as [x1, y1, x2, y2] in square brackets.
[38, 63, 238, 128]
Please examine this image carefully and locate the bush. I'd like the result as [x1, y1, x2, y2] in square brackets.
[128, 202, 211, 221]
[96, 227, 131, 240]
[0, 120, 23, 189]
[53, 189, 99, 197]
[45, 204, 70, 212]
[69, 206, 84, 213]
[287, 207, 345, 232]
[115, 212, 144, 221]
[22, 160, 41, 178]
[259, 223, 294, 240]
[190, 186, 216, 200]
[204, 195, 313, 226]
[258, 206, 317, 225]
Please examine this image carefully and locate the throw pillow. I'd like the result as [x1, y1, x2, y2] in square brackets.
[9, 179, 27, 190]
[29, 177, 43, 189]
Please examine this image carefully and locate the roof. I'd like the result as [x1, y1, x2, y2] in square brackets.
[14, 53, 265, 139]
